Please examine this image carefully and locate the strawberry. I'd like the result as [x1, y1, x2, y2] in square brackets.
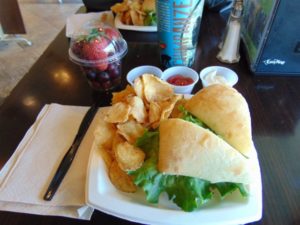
[82, 35, 109, 71]
[82, 39, 108, 60]
[71, 40, 85, 58]
[104, 27, 120, 40]
[72, 27, 121, 71]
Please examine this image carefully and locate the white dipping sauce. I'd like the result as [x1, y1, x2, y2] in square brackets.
[203, 70, 228, 86]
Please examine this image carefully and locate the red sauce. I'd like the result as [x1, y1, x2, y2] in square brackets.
[167, 75, 194, 86]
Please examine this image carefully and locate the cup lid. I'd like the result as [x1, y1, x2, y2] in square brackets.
[69, 23, 128, 66]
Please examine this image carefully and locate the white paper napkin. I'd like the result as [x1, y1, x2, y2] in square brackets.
[0, 103, 100, 220]
[66, 11, 115, 37]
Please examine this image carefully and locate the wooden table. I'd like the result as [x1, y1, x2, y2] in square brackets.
[1, 9, 300, 225]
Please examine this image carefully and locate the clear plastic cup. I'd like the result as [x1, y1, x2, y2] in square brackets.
[69, 23, 128, 92]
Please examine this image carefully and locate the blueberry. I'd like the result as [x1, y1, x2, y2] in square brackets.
[112, 76, 121, 86]
[107, 63, 114, 71]
[96, 71, 110, 82]
[86, 70, 97, 80]
[90, 81, 102, 90]
[108, 65, 121, 79]
[108, 62, 120, 72]
[114, 68, 121, 77]
[102, 80, 112, 90]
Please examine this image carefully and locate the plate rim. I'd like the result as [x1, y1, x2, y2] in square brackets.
[114, 15, 157, 32]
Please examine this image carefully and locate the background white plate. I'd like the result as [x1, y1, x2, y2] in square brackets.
[86, 130, 263, 225]
[114, 15, 157, 32]
[66, 11, 114, 37]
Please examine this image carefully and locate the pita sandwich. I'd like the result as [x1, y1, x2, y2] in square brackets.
[158, 118, 251, 184]
[184, 84, 254, 157]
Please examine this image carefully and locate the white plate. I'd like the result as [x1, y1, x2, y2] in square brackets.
[86, 122, 262, 225]
[114, 15, 157, 32]
[66, 11, 114, 37]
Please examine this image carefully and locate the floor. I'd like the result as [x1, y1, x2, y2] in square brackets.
[0, 1, 82, 105]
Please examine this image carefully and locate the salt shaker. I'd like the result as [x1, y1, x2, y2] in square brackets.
[217, 0, 243, 63]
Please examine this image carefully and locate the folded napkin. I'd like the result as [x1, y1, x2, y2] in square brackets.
[66, 11, 115, 37]
[0, 103, 100, 220]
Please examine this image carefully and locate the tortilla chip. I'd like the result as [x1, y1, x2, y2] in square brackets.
[112, 85, 135, 105]
[109, 160, 137, 193]
[133, 76, 144, 100]
[111, 2, 129, 13]
[104, 102, 131, 123]
[160, 94, 183, 121]
[114, 141, 145, 171]
[130, 0, 142, 11]
[112, 132, 125, 158]
[94, 120, 116, 150]
[148, 101, 161, 124]
[130, 10, 144, 26]
[117, 120, 146, 144]
[127, 96, 147, 123]
[122, 11, 132, 24]
[142, 74, 174, 102]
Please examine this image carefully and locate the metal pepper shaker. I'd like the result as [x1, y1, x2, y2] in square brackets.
[217, 0, 243, 63]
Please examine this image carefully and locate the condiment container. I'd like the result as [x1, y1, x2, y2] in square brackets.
[200, 66, 238, 87]
[161, 66, 199, 94]
[126, 65, 163, 85]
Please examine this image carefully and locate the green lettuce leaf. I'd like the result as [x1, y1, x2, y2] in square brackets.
[178, 105, 206, 127]
[144, 11, 157, 26]
[213, 183, 248, 198]
[179, 105, 222, 137]
[129, 130, 248, 212]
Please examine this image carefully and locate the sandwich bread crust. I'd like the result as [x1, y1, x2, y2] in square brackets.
[184, 84, 254, 157]
[158, 118, 251, 184]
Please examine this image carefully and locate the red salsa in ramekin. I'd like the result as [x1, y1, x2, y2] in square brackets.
[167, 75, 194, 86]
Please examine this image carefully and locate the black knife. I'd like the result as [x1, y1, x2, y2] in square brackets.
[43, 103, 98, 201]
